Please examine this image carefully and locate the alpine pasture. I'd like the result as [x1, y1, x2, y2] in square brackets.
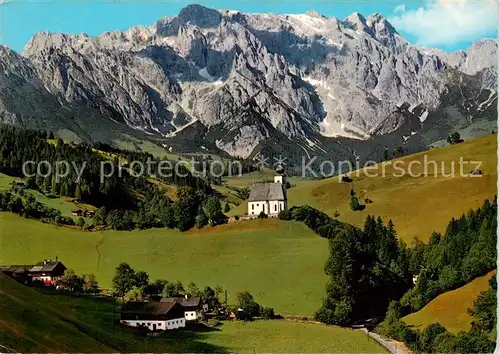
[402, 270, 497, 333]
[0, 215, 328, 317]
[0, 275, 384, 353]
[229, 134, 497, 243]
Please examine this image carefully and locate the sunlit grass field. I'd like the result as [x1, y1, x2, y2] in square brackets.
[201, 320, 384, 353]
[231, 134, 497, 243]
[0, 215, 328, 317]
[0, 172, 95, 219]
[0, 275, 384, 353]
[402, 270, 496, 333]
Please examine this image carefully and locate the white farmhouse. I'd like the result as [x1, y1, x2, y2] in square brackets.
[248, 166, 288, 217]
[161, 296, 208, 321]
[120, 301, 186, 331]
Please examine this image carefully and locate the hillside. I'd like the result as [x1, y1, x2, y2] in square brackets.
[0, 172, 96, 221]
[230, 134, 497, 243]
[0, 214, 328, 317]
[0, 274, 123, 352]
[0, 275, 384, 353]
[402, 270, 497, 333]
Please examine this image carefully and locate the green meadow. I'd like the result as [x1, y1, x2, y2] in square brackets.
[229, 134, 498, 243]
[0, 275, 384, 353]
[0, 215, 328, 317]
[403, 270, 497, 333]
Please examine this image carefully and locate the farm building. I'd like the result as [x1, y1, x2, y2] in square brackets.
[247, 166, 288, 217]
[121, 301, 186, 331]
[10, 180, 26, 187]
[0, 259, 67, 286]
[0, 265, 33, 284]
[71, 209, 83, 216]
[161, 296, 208, 321]
[30, 260, 67, 285]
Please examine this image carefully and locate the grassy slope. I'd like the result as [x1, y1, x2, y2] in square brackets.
[0, 275, 383, 353]
[0, 173, 96, 220]
[0, 275, 117, 353]
[402, 270, 497, 333]
[230, 134, 497, 243]
[0, 215, 328, 317]
[201, 320, 383, 353]
[0, 173, 15, 191]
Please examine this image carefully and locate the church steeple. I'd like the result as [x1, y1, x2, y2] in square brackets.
[274, 165, 287, 200]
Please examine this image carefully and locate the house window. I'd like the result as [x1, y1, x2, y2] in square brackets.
[274, 204, 277, 212]
[252, 204, 254, 210]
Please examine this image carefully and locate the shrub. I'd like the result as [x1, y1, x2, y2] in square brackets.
[258, 211, 268, 219]
[419, 323, 447, 353]
[290, 206, 314, 221]
[447, 132, 463, 145]
[278, 210, 292, 220]
[261, 307, 276, 319]
[55, 215, 75, 226]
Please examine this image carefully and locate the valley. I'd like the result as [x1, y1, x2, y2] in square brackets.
[0, 214, 329, 317]
[0, 2, 497, 353]
[0, 275, 383, 353]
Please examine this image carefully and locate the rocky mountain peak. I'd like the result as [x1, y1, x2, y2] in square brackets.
[343, 12, 369, 31]
[305, 10, 327, 19]
[366, 13, 398, 35]
[1, 6, 497, 161]
[178, 4, 222, 28]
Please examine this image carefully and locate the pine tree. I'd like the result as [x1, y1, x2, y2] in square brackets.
[349, 194, 360, 211]
[195, 206, 208, 229]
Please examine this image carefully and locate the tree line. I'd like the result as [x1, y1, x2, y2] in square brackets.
[0, 187, 75, 226]
[111, 263, 275, 320]
[377, 274, 496, 353]
[0, 125, 213, 208]
[400, 198, 497, 313]
[0, 125, 232, 232]
[90, 186, 228, 232]
[279, 198, 497, 327]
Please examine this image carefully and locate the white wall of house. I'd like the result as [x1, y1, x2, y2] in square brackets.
[32, 275, 53, 283]
[268, 200, 286, 215]
[274, 175, 286, 185]
[248, 200, 286, 216]
[120, 317, 186, 331]
[248, 201, 267, 215]
[165, 317, 186, 330]
[184, 311, 198, 321]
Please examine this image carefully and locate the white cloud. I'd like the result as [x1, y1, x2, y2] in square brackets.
[0, 0, 14, 4]
[389, 0, 498, 47]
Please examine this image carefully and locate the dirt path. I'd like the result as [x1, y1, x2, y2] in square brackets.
[357, 328, 412, 354]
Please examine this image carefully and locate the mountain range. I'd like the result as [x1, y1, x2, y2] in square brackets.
[0, 4, 497, 166]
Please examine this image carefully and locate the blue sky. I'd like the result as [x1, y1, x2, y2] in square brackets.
[0, 0, 498, 52]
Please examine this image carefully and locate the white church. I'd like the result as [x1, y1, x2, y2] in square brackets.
[247, 166, 288, 217]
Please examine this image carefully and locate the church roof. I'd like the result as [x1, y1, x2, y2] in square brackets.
[248, 183, 286, 202]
